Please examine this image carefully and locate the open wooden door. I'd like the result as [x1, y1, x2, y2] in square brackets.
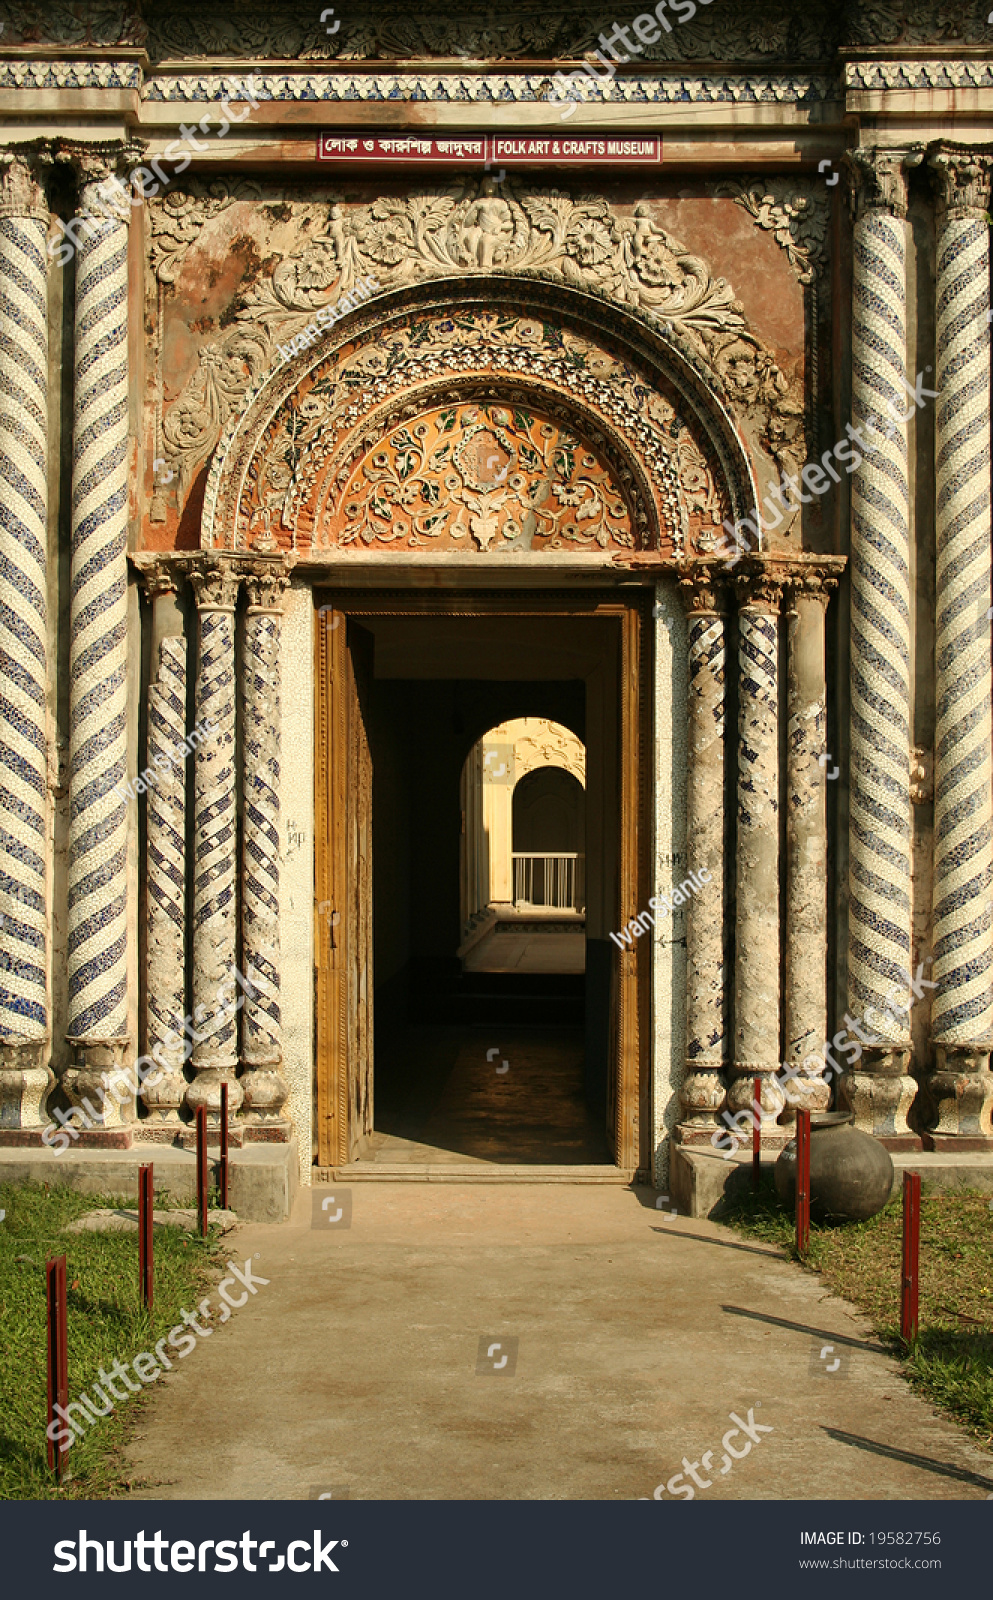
[315, 609, 374, 1168]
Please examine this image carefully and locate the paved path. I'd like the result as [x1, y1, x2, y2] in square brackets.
[122, 1184, 993, 1501]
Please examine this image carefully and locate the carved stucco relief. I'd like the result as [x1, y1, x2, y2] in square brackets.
[149, 179, 803, 552]
[206, 305, 727, 555]
[3, 0, 979, 61]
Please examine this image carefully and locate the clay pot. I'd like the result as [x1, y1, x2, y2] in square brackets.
[774, 1111, 894, 1223]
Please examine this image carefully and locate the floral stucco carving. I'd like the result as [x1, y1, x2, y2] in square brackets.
[152, 179, 800, 544]
[716, 180, 830, 285]
[0, 0, 986, 58]
[202, 303, 732, 556]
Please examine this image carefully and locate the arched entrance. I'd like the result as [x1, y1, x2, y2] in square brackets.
[200, 273, 753, 1178]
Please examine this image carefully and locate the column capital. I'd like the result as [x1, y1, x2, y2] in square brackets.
[53, 137, 145, 218]
[243, 559, 290, 613]
[130, 553, 186, 602]
[677, 566, 729, 617]
[733, 563, 790, 614]
[844, 146, 925, 223]
[784, 557, 846, 609]
[928, 143, 993, 223]
[189, 557, 240, 613]
[0, 144, 54, 223]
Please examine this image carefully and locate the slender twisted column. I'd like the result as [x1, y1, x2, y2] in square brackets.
[843, 147, 922, 1140]
[62, 149, 135, 1128]
[926, 146, 993, 1146]
[675, 571, 727, 1142]
[729, 569, 785, 1138]
[139, 564, 189, 1126]
[782, 571, 837, 1123]
[187, 559, 243, 1121]
[240, 563, 290, 1132]
[0, 148, 54, 1132]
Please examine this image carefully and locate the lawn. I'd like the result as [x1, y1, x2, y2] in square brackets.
[0, 1182, 226, 1500]
[718, 1183, 993, 1452]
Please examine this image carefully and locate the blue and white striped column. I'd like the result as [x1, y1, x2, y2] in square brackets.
[927, 145, 993, 1146]
[730, 570, 785, 1137]
[240, 564, 290, 1132]
[0, 148, 54, 1130]
[844, 147, 921, 1141]
[187, 559, 243, 1123]
[676, 571, 727, 1142]
[63, 155, 132, 1130]
[140, 565, 189, 1126]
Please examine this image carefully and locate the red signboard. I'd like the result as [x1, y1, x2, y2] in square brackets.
[318, 135, 661, 165]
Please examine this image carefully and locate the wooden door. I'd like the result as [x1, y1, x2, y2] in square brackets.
[315, 610, 374, 1167]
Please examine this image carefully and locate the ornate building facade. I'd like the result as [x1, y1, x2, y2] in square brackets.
[0, 0, 990, 1207]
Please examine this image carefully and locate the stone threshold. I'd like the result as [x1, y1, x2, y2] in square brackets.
[314, 1163, 643, 1184]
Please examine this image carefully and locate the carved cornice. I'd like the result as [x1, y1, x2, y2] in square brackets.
[845, 60, 993, 92]
[0, 144, 53, 223]
[140, 69, 838, 106]
[929, 143, 993, 223]
[844, 145, 924, 222]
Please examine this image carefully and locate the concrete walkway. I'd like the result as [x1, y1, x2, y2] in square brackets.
[122, 1183, 993, 1501]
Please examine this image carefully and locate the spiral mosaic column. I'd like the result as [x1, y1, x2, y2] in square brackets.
[843, 147, 921, 1141]
[0, 149, 53, 1132]
[140, 565, 188, 1127]
[187, 559, 243, 1123]
[782, 571, 837, 1124]
[730, 570, 785, 1140]
[64, 154, 132, 1130]
[675, 571, 727, 1143]
[926, 146, 993, 1147]
[240, 564, 290, 1133]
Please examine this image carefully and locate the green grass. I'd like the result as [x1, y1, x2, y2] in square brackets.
[0, 1182, 227, 1500]
[719, 1183, 993, 1452]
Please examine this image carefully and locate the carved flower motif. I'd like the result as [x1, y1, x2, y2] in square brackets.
[517, 319, 544, 344]
[566, 216, 614, 268]
[633, 233, 684, 289]
[363, 204, 414, 265]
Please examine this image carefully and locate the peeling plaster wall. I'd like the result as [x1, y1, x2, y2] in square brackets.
[279, 579, 315, 1184]
[652, 579, 688, 1189]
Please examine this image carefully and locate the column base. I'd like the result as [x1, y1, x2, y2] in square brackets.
[176, 1121, 246, 1151]
[0, 1038, 53, 1131]
[924, 1042, 993, 1144]
[63, 1037, 134, 1135]
[186, 1064, 244, 1118]
[243, 1119, 293, 1144]
[842, 1047, 919, 1139]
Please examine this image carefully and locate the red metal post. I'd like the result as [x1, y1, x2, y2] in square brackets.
[139, 1163, 154, 1312]
[46, 1254, 69, 1477]
[752, 1073, 762, 1191]
[219, 1081, 229, 1211]
[795, 1110, 810, 1254]
[901, 1169, 921, 1344]
[196, 1104, 208, 1236]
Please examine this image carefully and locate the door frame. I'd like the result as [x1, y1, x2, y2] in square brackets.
[313, 588, 652, 1174]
